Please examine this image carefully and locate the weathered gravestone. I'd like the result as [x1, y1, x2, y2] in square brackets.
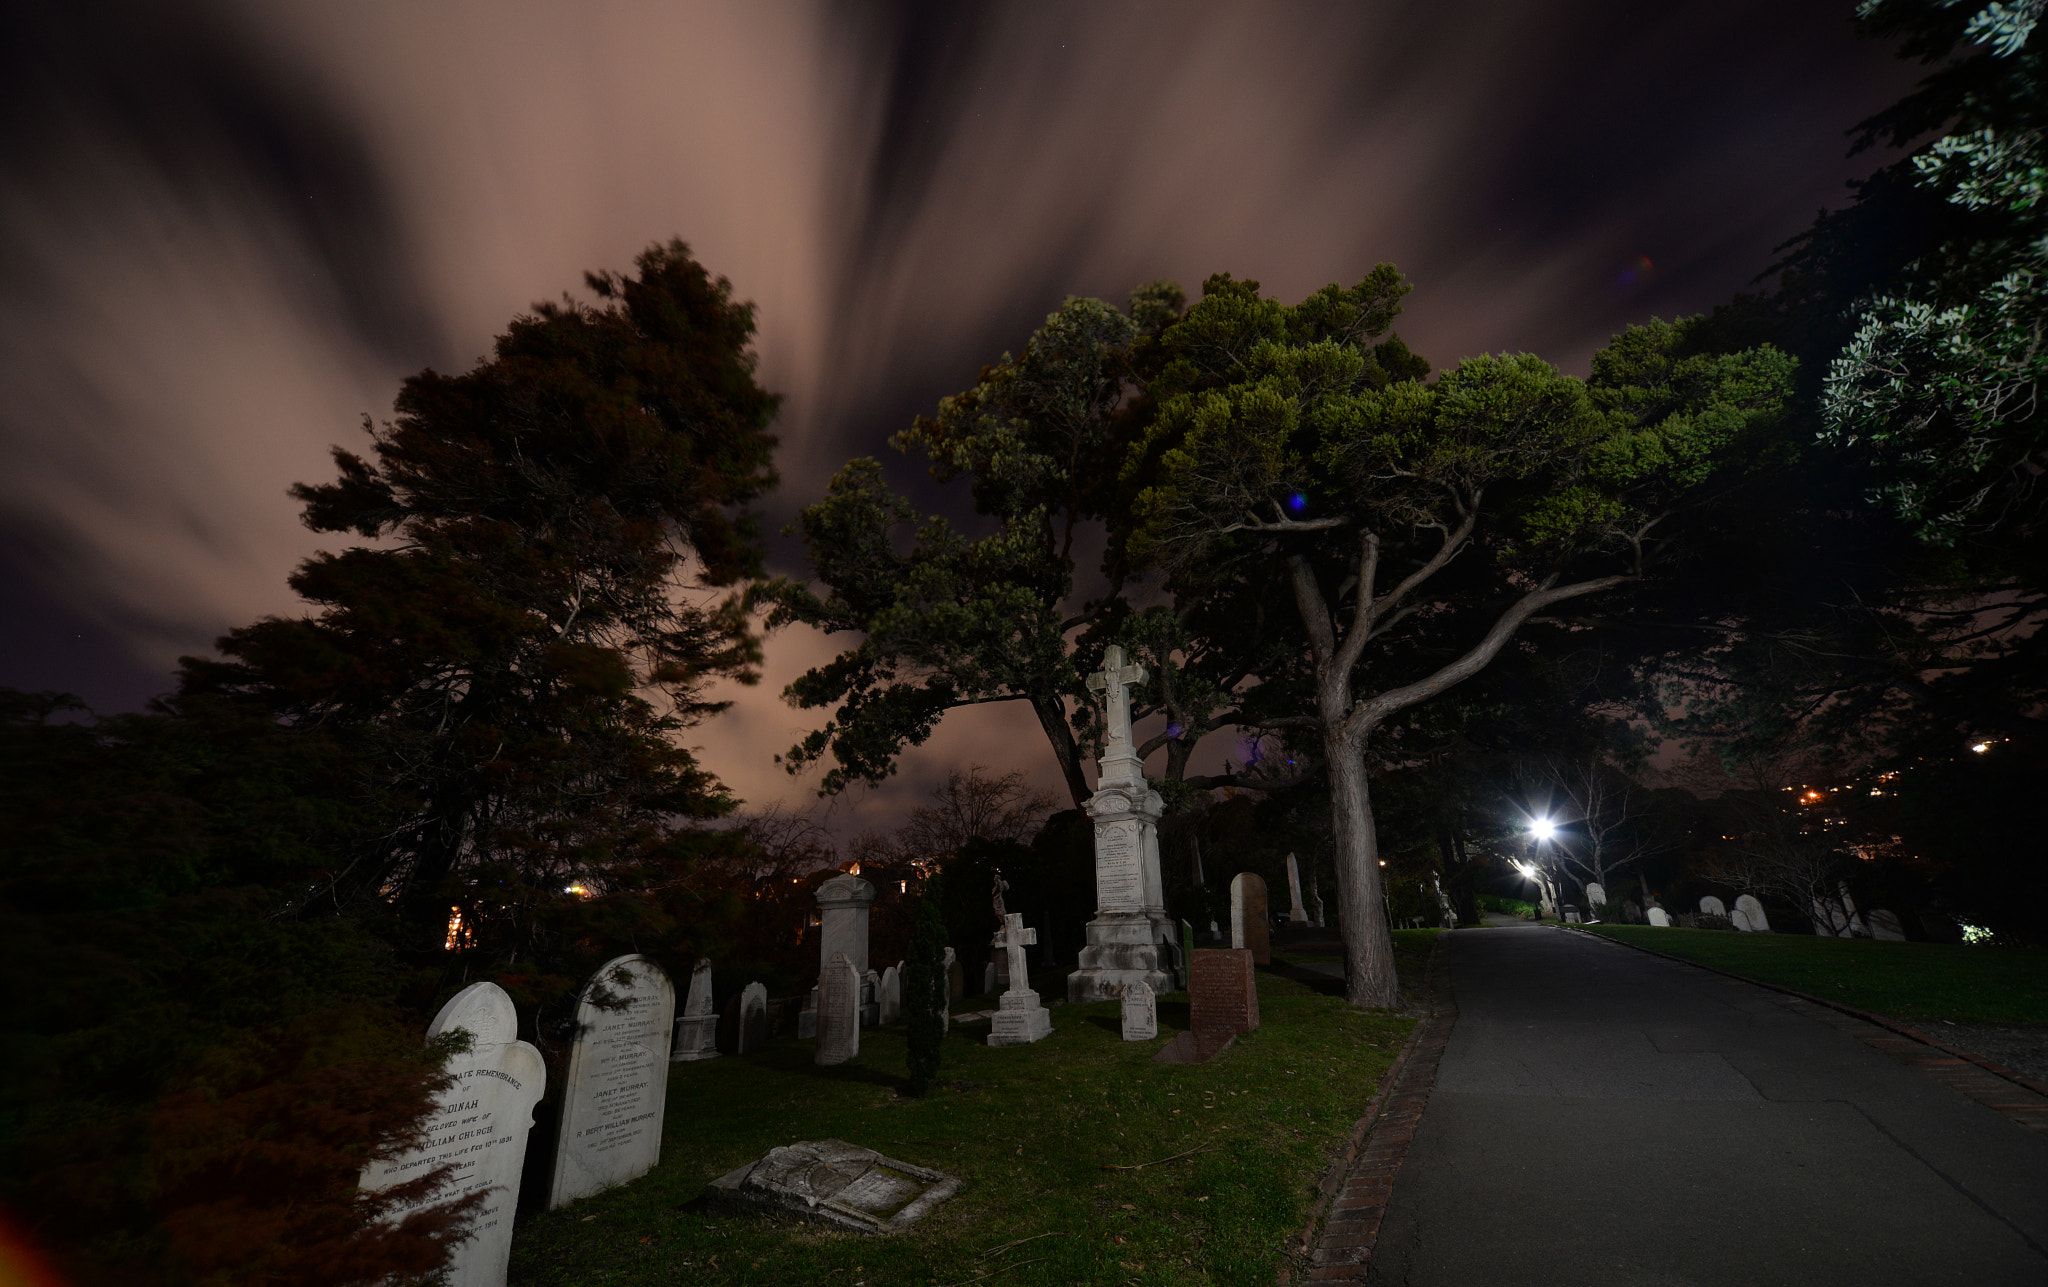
[816, 953, 861, 1066]
[1230, 873, 1271, 965]
[1732, 894, 1770, 933]
[550, 955, 675, 1209]
[1562, 904, 1582, 924]
[987, 912, 1053, 1046]
[878, 964, 902, 1024]
[1869, 909, 1908, 941]
[1647, 906, 1672, 927]
[1285, 853, 1309, 923]
[1158, 947, 1259, 1063]
[1120, 979, 1158, 1040]
[1585, 882, 1608, 912]
[359, 982, 544, 1287]
[672, 958, 718, 1062]
[708, 1138, 960, 1234]
[737, 981, 769, 1054]
[1699, 895, 1728, 918]
[944, 946, 963, 1003]
[1067, 645, 1176, 1003]
[863, 968, 882, 1027]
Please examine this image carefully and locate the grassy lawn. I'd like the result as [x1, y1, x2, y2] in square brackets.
[508, 930, 1437, 1287]
[1583, 925, 2048, 1027]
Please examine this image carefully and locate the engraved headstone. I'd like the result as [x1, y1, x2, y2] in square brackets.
[1699, 895, 1727, 918]
[863, 968, 882, 1027]
[359, 982, 544, 1287]
[1647, 906, 1672, 927]
[549, 955, 675, 1208]
[1120, 979, 1158, 1040]
[1285, 853, 1309, 923]
[1869, 909, 1908, 941]
[878, 964, 902, 1024]
[1732, 894, 1770, 933]
[737, 981, 769, 1054]
[1230, 873, 1271, 965]
[816, 953, 860, 1066]
[987, 912, 1053, 1046]
[672, 958, 718, 1062]
[707, 1139, 960, 1234]
[816, 874, 876, 978]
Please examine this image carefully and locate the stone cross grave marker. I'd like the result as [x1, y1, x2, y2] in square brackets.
[1732, 894, 1770, 932]
[359, 982, 544, 1287]
[987, 912, 1052, 1046]
[816, 953, 861, 1065]
[549, 955, 675, 1209]
[1120, 979, 1157, 1040]
[1230, 872, 1270, 964]
[1700, 895, 1727, 918]
[672, 958, 718, 1062]
[1086, 644, 1147, 771]
[1285, 853, 1309, 923]
[737, 981, 768, 1054]
[879, 964, 902, 1024]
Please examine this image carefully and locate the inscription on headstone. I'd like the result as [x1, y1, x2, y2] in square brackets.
[550, 955, 675, 1209]
[1120, 980, 1158, 1040]
[816, 953, 860, 1066]
[359, 982, 544, 1287]
[1094, 820, 1143, 913]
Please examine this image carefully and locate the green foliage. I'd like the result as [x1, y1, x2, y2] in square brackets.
[902, 876, 948, 1096]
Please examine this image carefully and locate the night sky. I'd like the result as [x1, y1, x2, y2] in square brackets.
[0, 0, 1918, 836]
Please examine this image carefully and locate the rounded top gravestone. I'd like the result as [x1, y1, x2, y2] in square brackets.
[549, 955, 676, 1209]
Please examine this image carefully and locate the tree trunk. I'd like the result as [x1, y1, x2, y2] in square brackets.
[1031, 696, 1093, 808]
[1327, 739, 1402, 1008]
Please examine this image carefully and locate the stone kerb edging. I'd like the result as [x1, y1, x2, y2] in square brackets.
[1566, 925, 2048, 1133]
[1280, 932, 1457, 1286]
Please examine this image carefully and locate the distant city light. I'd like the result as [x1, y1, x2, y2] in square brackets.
[1972, 742, 1990, 753]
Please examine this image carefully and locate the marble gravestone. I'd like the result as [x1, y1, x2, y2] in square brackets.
[863, 969, 882, 1027]
[1647, 906, 1672, 927]
[1230, 873, 1271, 965]
[1699, 895, 1728, 919]
[1067, 646, 1176, 1003]
[1285, 853, 1309, 923]
[878, 964, 902, 1025]
[944, 946, 963, 1003]
[549, 955, 675, 1209]
[672, 958, 718, 1062]
[816, 872, 875, 980]
[737, 981, 769, 1054]
[1120, 979, 1158, 1040]
[1732, 894, 1770, 933]
[987, 912, 1053, 1046]
[1869, 909, 1908, 941]
[708, 1139, 960, 1234]
[816, 953, 861, 1065]
[360, 984, 544, 1287]
[1585, 882, 1608, 912]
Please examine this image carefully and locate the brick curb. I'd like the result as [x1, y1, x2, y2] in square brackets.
[1568, 926, 2048, 1134]
[1277, 932, 1458, 1285]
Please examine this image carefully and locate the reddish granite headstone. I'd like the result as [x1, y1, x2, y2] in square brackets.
[1189, 947, 1259, 1058]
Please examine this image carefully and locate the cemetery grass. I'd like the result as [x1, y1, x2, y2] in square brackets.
[508, 930, 1437, 1287]
[1583, 925, 2048, 1026]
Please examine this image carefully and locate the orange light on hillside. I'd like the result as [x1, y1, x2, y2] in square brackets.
[846, 861, 862, 875]
[444, 906, 473, 952]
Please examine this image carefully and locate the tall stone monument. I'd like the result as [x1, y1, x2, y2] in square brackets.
[1284, 854, 1309, 923]
[816, 953, 861, 1065]
[815, 872, 878, 1024]
[988, 912, 1053, 1046]
[359, 982, 544, 1287]
[549, 955, 675, 1208]
[1067, 645, 1175, 1003]
[671, 958, 718, 1061]
[1230, 872, 1271, 965]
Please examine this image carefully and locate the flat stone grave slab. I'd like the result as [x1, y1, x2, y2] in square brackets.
[707, 1138, 960, 1234]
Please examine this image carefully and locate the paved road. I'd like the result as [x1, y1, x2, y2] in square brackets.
[1365, 926, 2048, 1286]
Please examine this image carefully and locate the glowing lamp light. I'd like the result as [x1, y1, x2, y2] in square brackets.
[1972, 742, 1990, 753]
[1529, 818, 1557, 841]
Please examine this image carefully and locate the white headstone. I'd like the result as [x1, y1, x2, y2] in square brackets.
[1120, 980, 1158, 1040]
[988, 912, 1052, 1046]
[1585, 882, 1608, 910]
[1285, 853, 1309, 923]
[863, 968, 882, 1027]
[1699, 895, 1728, 918]
[1733, 894, 1769, 932]
[737, 981, 769, 1054]
[816, 875, 876, 977]
[1812, 897, 1850, 935]
[879, 964, 902, 1024]
[359, 982, 544, 1287]
[816, 953, 860, 1066]
[550, 955, 675, 1208]
[672, 958, 718, 1062]
[1647, 906, 1672, 927]
[1869, 909, 1907, 941]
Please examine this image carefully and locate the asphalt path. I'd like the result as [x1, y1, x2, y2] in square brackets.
[1365, 925, 2048, 1286]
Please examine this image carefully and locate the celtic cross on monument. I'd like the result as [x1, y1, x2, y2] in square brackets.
[1086, 645, 1147, 758]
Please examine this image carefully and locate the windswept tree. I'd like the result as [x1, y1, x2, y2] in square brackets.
[182, 240, 781, 974]
[1126, 270, 1794, 1006]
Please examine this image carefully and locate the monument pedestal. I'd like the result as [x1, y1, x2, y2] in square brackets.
[1068, 913, 1175, 1002]
[987, 986, 1053, 1046]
